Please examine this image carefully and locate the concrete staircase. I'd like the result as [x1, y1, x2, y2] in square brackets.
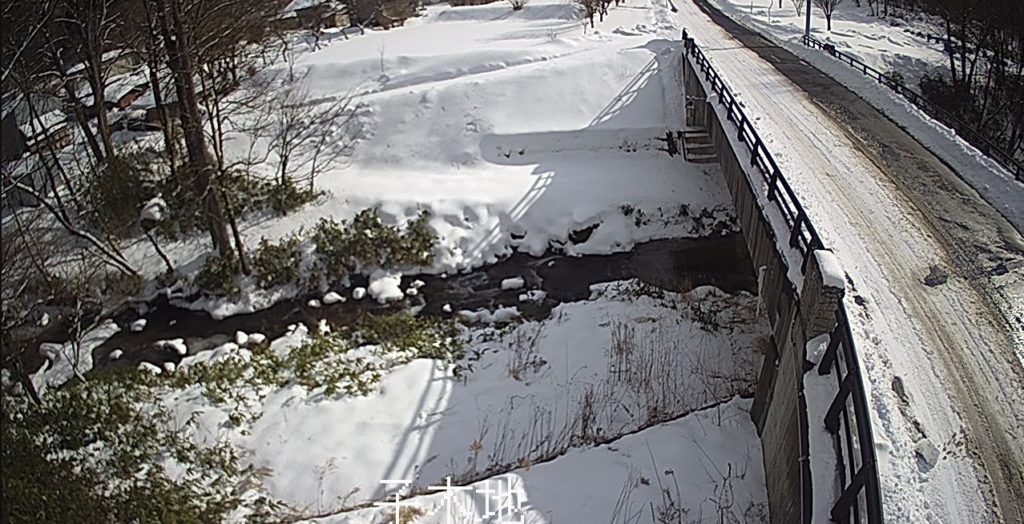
[681, 127, 717, 164]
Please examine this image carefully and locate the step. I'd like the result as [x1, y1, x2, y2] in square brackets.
[685, 152, 718, 163]
[682, 131, 710, 140]
[683, 142, 715, 152]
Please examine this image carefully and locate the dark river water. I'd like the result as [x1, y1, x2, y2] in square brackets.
[50, 233, 755, 375]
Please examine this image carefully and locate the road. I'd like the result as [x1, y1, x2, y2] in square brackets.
[676, 0, 1024, 521]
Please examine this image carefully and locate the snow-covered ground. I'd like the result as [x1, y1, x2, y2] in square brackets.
[306, 397, 765, 523]
[714, 0, 949, 83]
[679, 1, 1024, 521]
[21, 3, 780, 519]
[150, 281, 765, 519]
[121, 0, 733, 292]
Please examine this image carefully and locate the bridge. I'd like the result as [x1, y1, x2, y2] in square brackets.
[675, 2, 1024, 522]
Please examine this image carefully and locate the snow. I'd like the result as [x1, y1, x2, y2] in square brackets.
[500, 276, 525, 291]
[235, 331, 250, 346]
[130, 318, 148, 332]
[31, 321, 120, 395]
[158, 280, 767, 514]
[307, 298, 322, 308]
[322, 291, 345, 304]
[352, 287, 367, 300]
[441, 303, 452, 313]
[367, 269, 404, 304]
[310, 398, 766, 524]
[678, 3, 1022, 519]
[157, 338, 188, 356]
[815, 249, 846, 290]
[457, 306, 520, 324]
[138, 362, 162, 375]
[248, 333, 268, 345]
[708, 0, 1024, 233]
[139, 197, 168, 223]
[804, 335, 840, 524]
[119, 0, 736, 293]
[519, 289, 547, 302]
[108, 349, 124, 361]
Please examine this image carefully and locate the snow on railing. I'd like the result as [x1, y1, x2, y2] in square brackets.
[801, 34, 1024, 184]
[682, 31, 884, 524]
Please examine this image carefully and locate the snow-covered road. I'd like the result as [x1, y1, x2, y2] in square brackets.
[676, 0, 1024, 521]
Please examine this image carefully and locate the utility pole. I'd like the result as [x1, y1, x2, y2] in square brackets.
[804, 0, 812, 39]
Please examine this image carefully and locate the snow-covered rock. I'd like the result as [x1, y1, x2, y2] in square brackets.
[404, 287, 419, 297]
[130, 319, 148, 332]
[410, 279, 425, 289]
[368, 270, 404, 304]
[352, 287, 367, 300]
[235, 331, 249, 346]
[248, 333, 268, 345]
[158, 338, 187, 356]
[39, 343, 62, 362]
[518, 290, 547, 303]
[442, 303, 453, 313]
[500, 277, 526, 291]
[323, 291, 345, 304]
[458, 306, 520, 325]
[138, 362, 162, 374]
[307, 299, 322, 308]
[108, 349, 124, 361]
[162, 361, 177, 373]
[140, 197, 168, 222]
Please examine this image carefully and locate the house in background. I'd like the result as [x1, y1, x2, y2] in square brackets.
[273, 0, 350, 31]
[1, 94, 72, 162]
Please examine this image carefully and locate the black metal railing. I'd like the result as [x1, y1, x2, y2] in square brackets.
[801, 34, 1023, 184]
[682, 31, 884, 523]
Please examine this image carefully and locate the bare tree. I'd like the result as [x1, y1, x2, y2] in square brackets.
[53, 0, 130, 161]
[576, 0, 602, 28]
[0, 0, 56, 85]
[813, 0, 842, 31]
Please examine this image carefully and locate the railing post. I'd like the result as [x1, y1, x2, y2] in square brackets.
[789, 211, 805, 248]
[767, 168, 779, 201]
[818, 322, 843, 375]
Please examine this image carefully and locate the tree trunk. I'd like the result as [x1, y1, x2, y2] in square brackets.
[153, 0, 234, 261]
[85, 63, 115, 160]
[143, 0, 178, 179]
[62, 80, 105, 163]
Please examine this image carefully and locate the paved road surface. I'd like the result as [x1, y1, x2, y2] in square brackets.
[678, 0, 1024, 521]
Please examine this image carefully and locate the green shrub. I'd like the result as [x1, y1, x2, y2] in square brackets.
[268, 178, 321, 215]
[285, 314, 463, 398]
[168, 342, 284, 425]
[353, 313, 464, 363]
[0, 372, 278, 523]
[312, 209, 438, 282]
[194, 254, 239, 296]
[285, 332, 384, 397]
[252, 234, 303, 289]
[394, 210, 437, 267]
[88, 152, 153, 237]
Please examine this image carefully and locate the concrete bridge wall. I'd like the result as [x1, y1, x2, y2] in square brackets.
[681, 50, 844, 524]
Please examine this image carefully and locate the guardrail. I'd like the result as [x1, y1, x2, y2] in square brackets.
[682, 31, 884, 523]
[801, 34, 1023, 184]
